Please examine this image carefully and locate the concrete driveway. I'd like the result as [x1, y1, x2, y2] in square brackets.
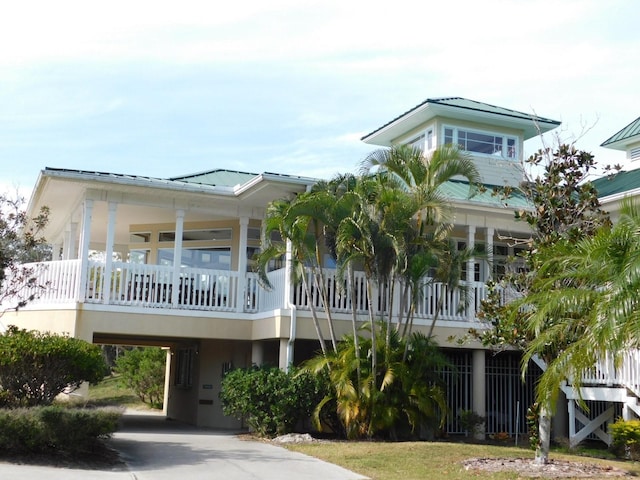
[0, 410, 367, 480]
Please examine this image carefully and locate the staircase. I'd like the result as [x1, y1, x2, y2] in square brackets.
[561, 350, 640, 447]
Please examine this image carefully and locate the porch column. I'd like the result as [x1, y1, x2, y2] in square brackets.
[568, 399, 576, 441]
[77, 199, 93, 301]
[171, 209, 185, 307]
[472, 349, 486, 440]
[486, 227, 494, 282]
[50, 242, 61, 261]
[236, 217, 249, 311]
[103, 202, 118, 304]
[64, 222, 78, 260]
[163, 348, 171, 416]
[278, 338, 289, 371]
[251, 341, 264, 366]
[466, 225, 476, 321]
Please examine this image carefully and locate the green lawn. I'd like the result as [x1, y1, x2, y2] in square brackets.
[87, 374, 148, 409]
[285, 440, 640, 480]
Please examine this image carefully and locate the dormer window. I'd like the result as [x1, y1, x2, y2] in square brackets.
[444, 126, 518, 160]
[408, 134, 425, 151]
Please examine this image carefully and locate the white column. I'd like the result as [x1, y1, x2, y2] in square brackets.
[278, 338, 289, 371]
[163, 348, 172, 416]
[171, 209, 185, 307]
[472, 349, 486, 440]
[236, 217, 249, 311]
[103, 202, 118, 304]
[251, 341, 264, 366]
[51, 242, 62, 261]
[77, 199, 94, 301]
[65, 222, 78, 260]
[486, 227, 494, 282]
[568, 399, 576, 441]
[466, 225, 476, 321]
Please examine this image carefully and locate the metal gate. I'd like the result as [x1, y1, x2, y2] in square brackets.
[485, 352, 541, 435]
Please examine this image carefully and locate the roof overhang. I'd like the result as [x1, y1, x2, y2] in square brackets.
[362, 98, 561, 146]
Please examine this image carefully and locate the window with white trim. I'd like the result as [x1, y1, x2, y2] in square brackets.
[408, 134, 425, 151]
[444, 126, 518, 160]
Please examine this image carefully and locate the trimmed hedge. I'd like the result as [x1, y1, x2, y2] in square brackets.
[220, 365, 326, 437]
[0, 406, 122, 454]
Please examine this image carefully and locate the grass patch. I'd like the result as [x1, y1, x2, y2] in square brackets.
[87, 374, 149, 409]
[285, 440, 640, 480]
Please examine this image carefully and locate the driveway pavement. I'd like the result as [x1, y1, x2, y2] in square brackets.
[0, 410, 367, 480]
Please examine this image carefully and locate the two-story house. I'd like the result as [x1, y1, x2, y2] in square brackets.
[3, 97, 575, 437]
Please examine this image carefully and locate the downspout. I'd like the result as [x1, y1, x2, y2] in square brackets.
[286, 300, 297, 373]
[284, 238, 296, 373]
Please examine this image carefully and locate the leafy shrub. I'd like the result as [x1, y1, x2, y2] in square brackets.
[219, 365, 325, 437]
[0, 326, 107, 406]
[610, 418, 640, 460]
[39, 406, 121, 448]
[114, 347, 166, 408]
[0, 406, 121, 454]
[458, 409, 485, 437]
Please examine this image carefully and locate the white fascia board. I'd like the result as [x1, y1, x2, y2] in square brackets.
[43, 169, 236, 196]
[233, 172, 317, 195]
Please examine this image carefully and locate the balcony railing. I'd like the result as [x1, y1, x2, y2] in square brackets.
[3, 259, 497, 321]
[581, 350, 640, 397]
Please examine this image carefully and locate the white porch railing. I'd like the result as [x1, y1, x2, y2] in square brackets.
[2, 260, 260, 313]
[4, 260, 499, 322]
[581, 350, 640, 397]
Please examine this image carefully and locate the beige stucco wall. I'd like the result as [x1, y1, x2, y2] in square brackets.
[195, 339, 252, 428]
[1, 307, 81, 338]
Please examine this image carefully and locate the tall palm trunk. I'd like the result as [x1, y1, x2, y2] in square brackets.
[395, 280, 410, 333]
[314, 242, 338, 353]
[365, 273, 377, 438]
[300, 269, 327, 356]
[534, 403, 552, 465]
[427, 283, 446, 338]
[347, 263, 361, 386]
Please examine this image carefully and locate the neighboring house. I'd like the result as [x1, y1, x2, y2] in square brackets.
[5, 97, 635, 444]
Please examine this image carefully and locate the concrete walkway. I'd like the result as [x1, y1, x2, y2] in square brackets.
[0, 410, 367, 480]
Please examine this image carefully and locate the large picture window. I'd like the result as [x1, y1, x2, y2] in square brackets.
[444, 126, 517, 160]
[158, 247, 231, 270]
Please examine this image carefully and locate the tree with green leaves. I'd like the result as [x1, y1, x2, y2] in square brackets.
[522, 198, 640, 414]
[474, 144, 611, 464]
[115, 347, 166, 408]
[0, 193, 51, 317]
[0, 326, 107, 407]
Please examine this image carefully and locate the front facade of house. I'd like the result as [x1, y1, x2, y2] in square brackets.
[3, 97, 636, 442]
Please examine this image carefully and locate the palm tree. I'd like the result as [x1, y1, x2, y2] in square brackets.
[256, 198, 331, 356]
[360, 144, 480, 339]
[302, 325, 449, 440]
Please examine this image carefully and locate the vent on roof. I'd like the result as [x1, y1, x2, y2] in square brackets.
[631, 147, 640, 161]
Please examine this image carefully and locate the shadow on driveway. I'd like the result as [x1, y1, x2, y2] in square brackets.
[109, 410, 367, 480]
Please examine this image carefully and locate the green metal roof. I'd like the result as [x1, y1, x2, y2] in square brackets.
[427, 97, 559, 125]
[170, 169, 259, 187]
[441, 179, 530, 208]
[592, 169, 640, 198]
[362, 97, 561, 143]
[601, 116, 640, 150]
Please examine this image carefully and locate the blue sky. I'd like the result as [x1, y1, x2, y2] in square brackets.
[1, 0, 638, 198]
